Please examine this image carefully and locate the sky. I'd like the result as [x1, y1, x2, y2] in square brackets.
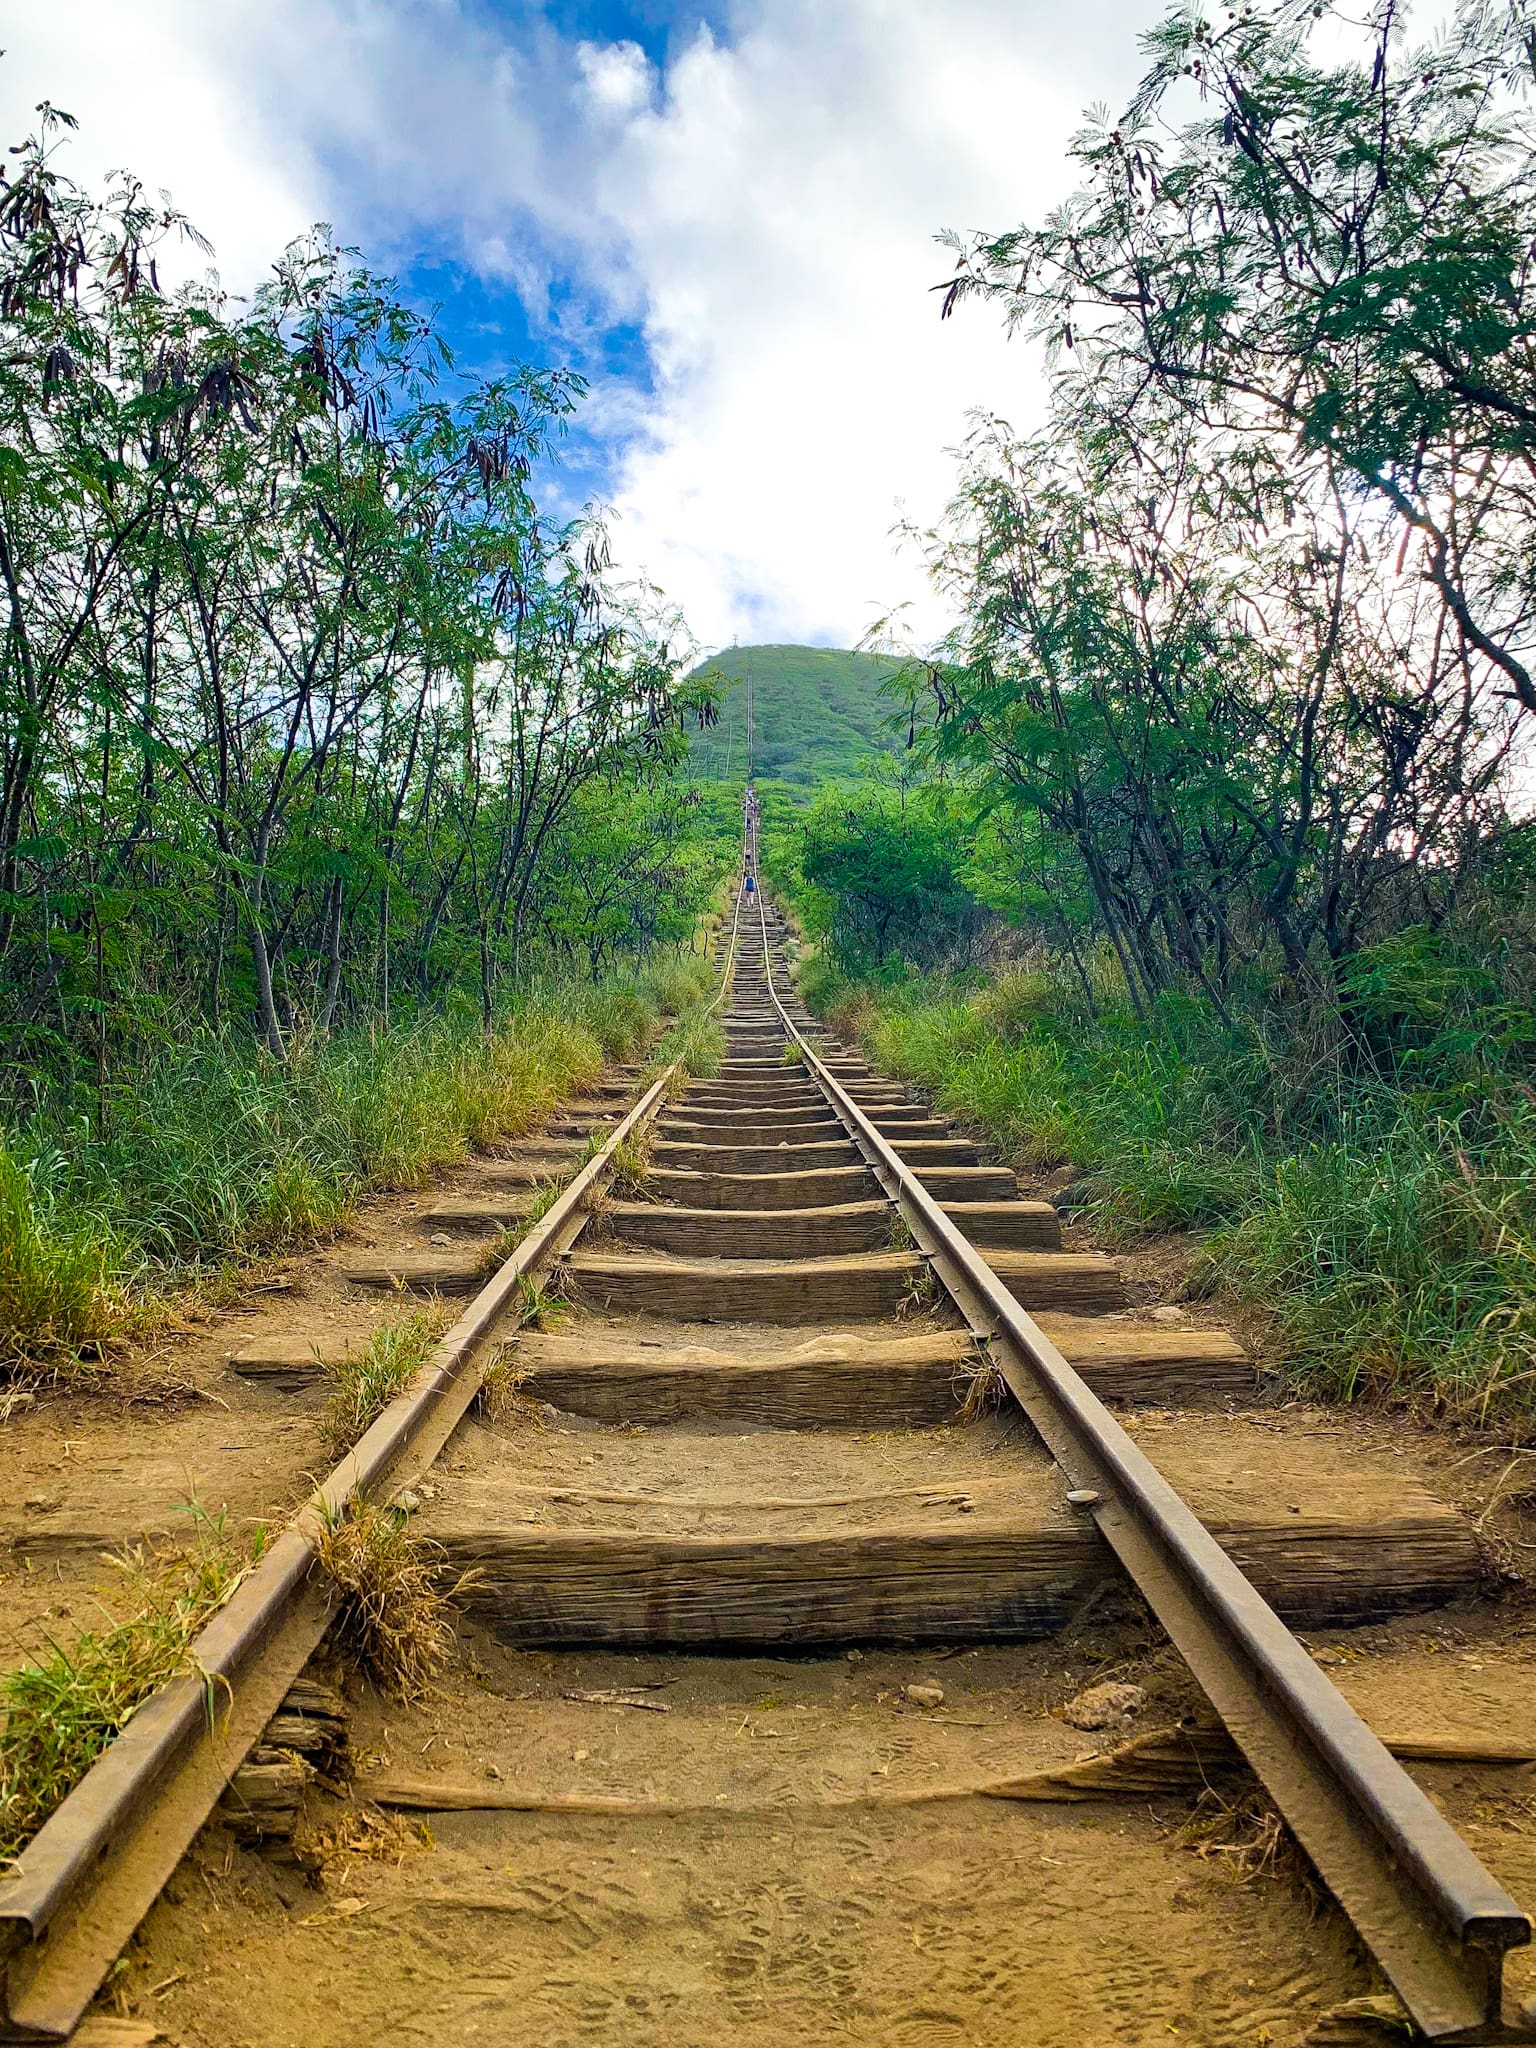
[1, 0, 1166, 654]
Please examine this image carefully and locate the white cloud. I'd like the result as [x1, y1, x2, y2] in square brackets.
[0, 0, 1163, 647]
[576, 38, 656, 119]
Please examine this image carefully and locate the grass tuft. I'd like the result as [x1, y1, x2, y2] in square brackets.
[0, 1143, 117, 1377]
[312, 1499, 459, 1701]
[646, 1008, 726, 1081]
[0, 1509, 252, 1862]
[321, 1310, 447, 1461]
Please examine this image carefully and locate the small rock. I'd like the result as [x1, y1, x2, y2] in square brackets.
[395, 1489, 422, 1514]
[22, 1495, 52, 1512]
[485, 1763, 503, 1780]
[845, 1649, 862, 1663]
[1149, 1305, 1188, 1324]
[1065, 1487, 1101, 1508]
[429, 1232, 453, 1247]
[903, 1681, 945, 1709]
[1061, 1680, 1146, 1731]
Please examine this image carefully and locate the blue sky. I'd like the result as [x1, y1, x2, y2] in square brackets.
[4, 0, 1167, 650]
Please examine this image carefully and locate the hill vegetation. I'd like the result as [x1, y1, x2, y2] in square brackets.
[0, 106, 729, 1370]
[688, 645, 900, 786]
[780, 0, 1536, 1433]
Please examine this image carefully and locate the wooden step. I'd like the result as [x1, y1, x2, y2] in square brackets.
[977, 1250, 1124, 1314]
[566, 1248, 1121, 1320]
[684, 1080, 827, 1103]
[913, 1165, 1019, 1200]
[477, 1157, 578, 1188]
[419, 1199, 529, 1234]
[428, 1430, 1479, 1645]
[228, 1334, 338, 1386]
[649, 1161, 1023, 1209]
[660, 1115, 844, 1146]
[659, 1103, 835, 1128]
[649, 1165, 878, 1211]
[343, 1253, 485, 1295]
[654, 1140, 861, 1174]
[610, 1200, 893, 1259]
[513, 1315, 1254, 1424]
[941, 1201, 1060, 1251]
[567, 1249, 922, 1321]
[882, 1138, 982, 1166]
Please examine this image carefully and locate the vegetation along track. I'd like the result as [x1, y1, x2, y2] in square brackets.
[5, 876, 1536, 2046]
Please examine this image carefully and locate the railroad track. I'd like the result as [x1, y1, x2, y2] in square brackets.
[1, 871, 1531, 2044]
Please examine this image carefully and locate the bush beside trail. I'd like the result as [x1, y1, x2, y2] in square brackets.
[1, 954, 711, 1378]
[802, 949, 1536, 1435]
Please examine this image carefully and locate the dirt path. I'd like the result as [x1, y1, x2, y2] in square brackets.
[104, 901, 1536, 2048]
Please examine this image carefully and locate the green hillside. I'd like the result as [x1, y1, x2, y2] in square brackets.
[689, 644, 901, 787]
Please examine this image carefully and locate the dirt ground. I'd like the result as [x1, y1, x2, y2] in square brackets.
[113, 1602, 1536, 2047]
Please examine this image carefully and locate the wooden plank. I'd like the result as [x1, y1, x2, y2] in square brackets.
[228, 1335, 334, 1385]
[610, 1199, 893, 1259]
[648, 1165, 878, 1211]
[567, 1249, 924, 1321]
[941, 1201, 1061, 1251]
[566, 1248, 1120, 1320]
[659, 1115, 844, 1146]
[514, 1316, 1249, 1425]
[653, 1139, 861, 1174]
[435, 1510, 1481, 1645]
[343, 1254, 483, 1295]
[880, 1137, 983, 1166]
[419, 1199, 530, 1234]
[987, 1250, 1125, 1312]
[912, 1165, 1019, 1201]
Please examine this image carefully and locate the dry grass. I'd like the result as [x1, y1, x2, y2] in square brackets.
[312, 1500, 461, 1702]
[955, 1348, 1007, 1420]
[300, 1800, 432, 1876]
[1177, 1785, 1294, 1884]
[476, 1345, 531, 1422]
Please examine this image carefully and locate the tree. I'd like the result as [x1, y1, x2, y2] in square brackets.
[799, 786, 983, 969]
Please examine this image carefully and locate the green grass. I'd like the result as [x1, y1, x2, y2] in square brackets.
[1, 953, 707, 1377]
[321, 1310, 446, 1460]
[0, 1145, 117, 1373]
[0, 1508, 252, 1862]
[806, 954, 1536, 1432]
[645, 1007, 726, 1082]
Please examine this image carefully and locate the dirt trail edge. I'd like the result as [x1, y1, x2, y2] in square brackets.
[92, 892, 1536, 2048]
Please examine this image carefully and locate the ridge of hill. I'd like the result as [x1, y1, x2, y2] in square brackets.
[689, 644, 900, 787]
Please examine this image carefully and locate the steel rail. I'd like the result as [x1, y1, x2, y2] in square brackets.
[752, 890, 1532, 2045]
[0, 892, 746, 2043]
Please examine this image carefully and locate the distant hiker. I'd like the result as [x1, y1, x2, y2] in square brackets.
[745, 873, 756, 898]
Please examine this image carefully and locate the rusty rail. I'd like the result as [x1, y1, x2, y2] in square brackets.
[752, 890, 1532, 2045]
[0, 891, 745, 2042]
